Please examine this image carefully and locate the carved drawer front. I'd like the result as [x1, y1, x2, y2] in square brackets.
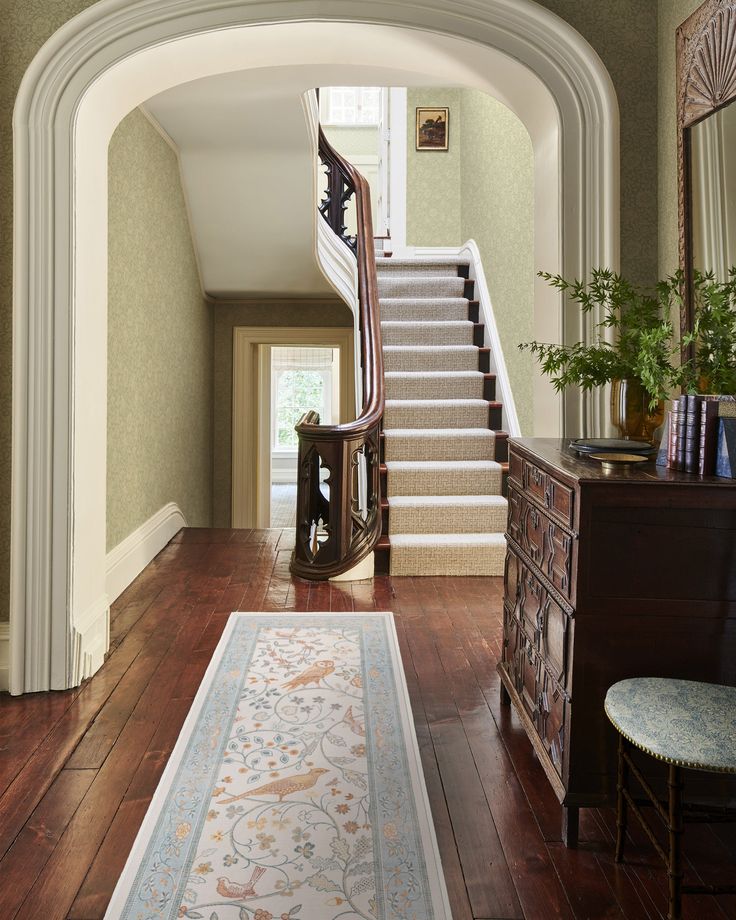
[542, 518, 574, 601]
[519, 567, 543, 643]
[537, 670, 568, 777]
[509, 485, 574, 603]
[519, 635, 542, 723]
[539, 595, 570, 688]
[508, 449, 523, 487]
[506, 488, 523, 547]
[522, 458, 575, 528]
[522, 500, 546, 568]
[504, 549, 522, 611]
[502, 606, 523, 692]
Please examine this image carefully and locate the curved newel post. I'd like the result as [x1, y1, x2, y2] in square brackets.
[290, 128, 383, 581]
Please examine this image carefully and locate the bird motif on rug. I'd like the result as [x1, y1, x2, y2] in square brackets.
[345, 705, 365, 737]
[216, 865, 266, 899]
[282, 659, 334, 691]
[217, 767, 329, 804]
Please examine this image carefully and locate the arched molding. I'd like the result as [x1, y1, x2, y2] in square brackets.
[10, 0, 619, 693]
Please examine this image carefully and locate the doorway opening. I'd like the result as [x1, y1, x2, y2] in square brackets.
[11, 4, 619, 693]
[269, 346, 340, 528]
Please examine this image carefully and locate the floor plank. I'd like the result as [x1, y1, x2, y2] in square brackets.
[0, 527, 733, 920]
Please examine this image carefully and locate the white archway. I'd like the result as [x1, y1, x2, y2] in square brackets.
[10, 0, 619, 694]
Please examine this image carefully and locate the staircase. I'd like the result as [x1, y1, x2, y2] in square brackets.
[375, 258, 509, 576]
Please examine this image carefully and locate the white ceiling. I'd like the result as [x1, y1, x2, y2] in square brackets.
[141, 23, 543, 299]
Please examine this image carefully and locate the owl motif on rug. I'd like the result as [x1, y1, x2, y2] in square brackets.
[282, 659, 335, 691]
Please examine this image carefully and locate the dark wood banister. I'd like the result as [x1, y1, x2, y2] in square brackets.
[289, 125, 384, 579]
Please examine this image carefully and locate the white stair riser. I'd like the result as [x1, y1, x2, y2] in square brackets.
[381, 322, 474, 346]
[384, 433, 494, 462]
[384, 403, 489, 428]
[384, 347, 479, 372]
[378, 277, 465, 298]
[384, 373, 485, 400]
[386, 467, 502, 496]
[389, 504, 507, 534]
[380, 300, 469, 322]
[389, 541, 506, 576]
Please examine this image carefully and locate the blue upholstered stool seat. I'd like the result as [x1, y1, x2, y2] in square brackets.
[605, 677, 736, 774]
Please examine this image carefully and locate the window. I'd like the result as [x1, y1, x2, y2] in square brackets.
[271, 347, 338, 451]
[320, 86, 381, 126]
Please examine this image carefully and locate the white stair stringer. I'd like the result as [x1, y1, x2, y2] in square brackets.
[377, 256, 507, 576]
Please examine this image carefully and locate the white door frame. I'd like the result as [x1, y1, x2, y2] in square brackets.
[232, 327, 354, 529]
[10, 1, 619, 693]
[387, 87, 408, 252]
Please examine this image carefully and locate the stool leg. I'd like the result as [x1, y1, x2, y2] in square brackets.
[667, 764, 684, 920]
[615, 734, 628, 863]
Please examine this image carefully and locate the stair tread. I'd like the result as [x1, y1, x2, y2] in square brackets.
[388, 495, 507, 506]
[385, 397, 488, 406]
[381, 320, 473, 327]
[384, 459, 502, 470]
[383, 344, 478, 351]
[389, 533, 506, 545]
[384, 427, 494, 437]
[384, 370, 485, 378]
[376, 258, 470, 267]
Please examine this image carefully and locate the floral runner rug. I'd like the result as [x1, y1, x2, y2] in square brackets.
[105, 613, 452, 920]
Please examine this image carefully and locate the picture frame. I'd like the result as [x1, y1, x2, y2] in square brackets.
[415, 107, 449, 151]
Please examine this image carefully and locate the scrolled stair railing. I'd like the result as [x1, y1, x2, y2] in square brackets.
[290, 127, 384, 580]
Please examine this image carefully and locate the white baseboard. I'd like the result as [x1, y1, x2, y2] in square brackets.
[106, 502, 187, 604]
[70, 594, 109, 685]
[0, 622, 9, 692]
[271, 472, 298, 484]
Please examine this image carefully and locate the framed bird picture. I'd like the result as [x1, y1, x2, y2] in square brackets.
[416, 107, 449, 150]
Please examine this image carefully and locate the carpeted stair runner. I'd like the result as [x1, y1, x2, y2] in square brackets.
[377, 257, 508, 576]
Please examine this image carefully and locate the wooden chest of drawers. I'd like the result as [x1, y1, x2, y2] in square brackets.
[499, 439, 736, 846]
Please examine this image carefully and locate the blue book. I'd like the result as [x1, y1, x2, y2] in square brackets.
[715, 418, 736, 478]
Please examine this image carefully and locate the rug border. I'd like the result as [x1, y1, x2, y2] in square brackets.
[103, 611, 453, 920]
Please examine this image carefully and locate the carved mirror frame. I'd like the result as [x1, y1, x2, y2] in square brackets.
[677, 0, 736, 351]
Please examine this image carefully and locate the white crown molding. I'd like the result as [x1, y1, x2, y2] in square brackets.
[106, 502, 187, 604]
[10, 0, 619, 694]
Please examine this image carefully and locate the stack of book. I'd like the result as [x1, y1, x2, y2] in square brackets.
[656, 395, 736, 476]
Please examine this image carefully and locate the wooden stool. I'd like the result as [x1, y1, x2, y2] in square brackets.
[605, 678, 736, 920]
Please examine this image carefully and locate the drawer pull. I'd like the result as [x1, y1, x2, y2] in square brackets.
[530, 507, 540, 529]
[530, 466, 544, 486]
[544, 482, 554, 507]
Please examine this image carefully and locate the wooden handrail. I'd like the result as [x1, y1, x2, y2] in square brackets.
[289, 125, 384, 579]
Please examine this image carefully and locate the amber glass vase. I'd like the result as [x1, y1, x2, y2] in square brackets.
[610, 378, 665, 443]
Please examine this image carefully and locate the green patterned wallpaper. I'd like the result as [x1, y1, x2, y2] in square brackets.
[107, 109, 213, 550]
[539, 0, 659, 287]
[406, 88, 462, 246]
[459, 90, 535, 436]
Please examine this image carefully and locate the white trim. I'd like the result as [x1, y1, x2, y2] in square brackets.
[105, 502, 187, 604]
[0, 623, 9, 692]
[11, 1, 619, 693]
[414, 241, 522, 437]
[388, 87, 408, 252]
[70, 595, 110, 687]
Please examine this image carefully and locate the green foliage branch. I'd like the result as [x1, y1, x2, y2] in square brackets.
[519, 269, 683, 410]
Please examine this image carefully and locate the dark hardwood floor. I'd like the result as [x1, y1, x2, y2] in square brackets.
[0, 528, 734, 920]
